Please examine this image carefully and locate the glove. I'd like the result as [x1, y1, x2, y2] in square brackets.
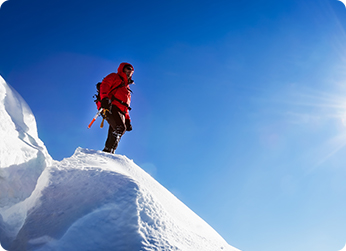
[101, 98, 111, 110]
[125, 119, 132, 131]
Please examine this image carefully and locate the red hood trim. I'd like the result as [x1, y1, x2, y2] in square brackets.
[117, 62, 134, 82]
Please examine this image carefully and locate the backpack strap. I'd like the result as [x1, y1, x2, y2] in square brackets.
[97, 75, 133, 110]
[109, 82, 125, 94]
[109, 81, 132, 110]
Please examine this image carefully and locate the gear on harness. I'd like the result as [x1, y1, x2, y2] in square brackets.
[100, 109, 110, 128]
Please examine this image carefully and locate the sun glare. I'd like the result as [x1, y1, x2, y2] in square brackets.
[281, 83, 346, 168]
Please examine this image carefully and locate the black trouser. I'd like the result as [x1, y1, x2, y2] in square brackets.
[104, 105, 126, 151]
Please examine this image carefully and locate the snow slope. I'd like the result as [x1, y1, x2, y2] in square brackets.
[0, 76, 240, 251]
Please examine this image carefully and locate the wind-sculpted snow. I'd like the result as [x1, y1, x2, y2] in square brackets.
[1, 148, 239, 251]
[8, 151, 143, 250]
[0, 76, 51, 211]
[0, 75, 239, 251]
[0, 76, 51, 169]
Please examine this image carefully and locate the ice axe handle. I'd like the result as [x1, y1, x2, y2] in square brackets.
[88, 108, 103, 129]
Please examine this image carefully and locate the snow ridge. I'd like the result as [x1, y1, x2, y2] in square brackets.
[3, 149, 239, 251]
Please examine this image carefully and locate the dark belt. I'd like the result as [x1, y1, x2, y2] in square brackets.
[111, 96, 132, 111]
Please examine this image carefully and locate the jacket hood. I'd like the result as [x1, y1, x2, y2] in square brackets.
[117, 62, 134, 82]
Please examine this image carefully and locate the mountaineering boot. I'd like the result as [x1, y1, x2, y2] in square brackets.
[102, 147, 112, 153]
[111, 132, 122, 153]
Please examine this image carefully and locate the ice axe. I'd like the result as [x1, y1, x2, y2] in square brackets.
[87, 108, 104, 129]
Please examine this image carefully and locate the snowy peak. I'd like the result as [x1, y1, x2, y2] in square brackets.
[4, 148, 239, 251]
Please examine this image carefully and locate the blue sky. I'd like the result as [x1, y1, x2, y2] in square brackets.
[2, 0, 346, 250]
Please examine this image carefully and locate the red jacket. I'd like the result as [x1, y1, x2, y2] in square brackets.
[100, 63, 134, 120]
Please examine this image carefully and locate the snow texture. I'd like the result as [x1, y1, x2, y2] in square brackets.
[0, 76, 52, 209]
[0, 75, 240, 251]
